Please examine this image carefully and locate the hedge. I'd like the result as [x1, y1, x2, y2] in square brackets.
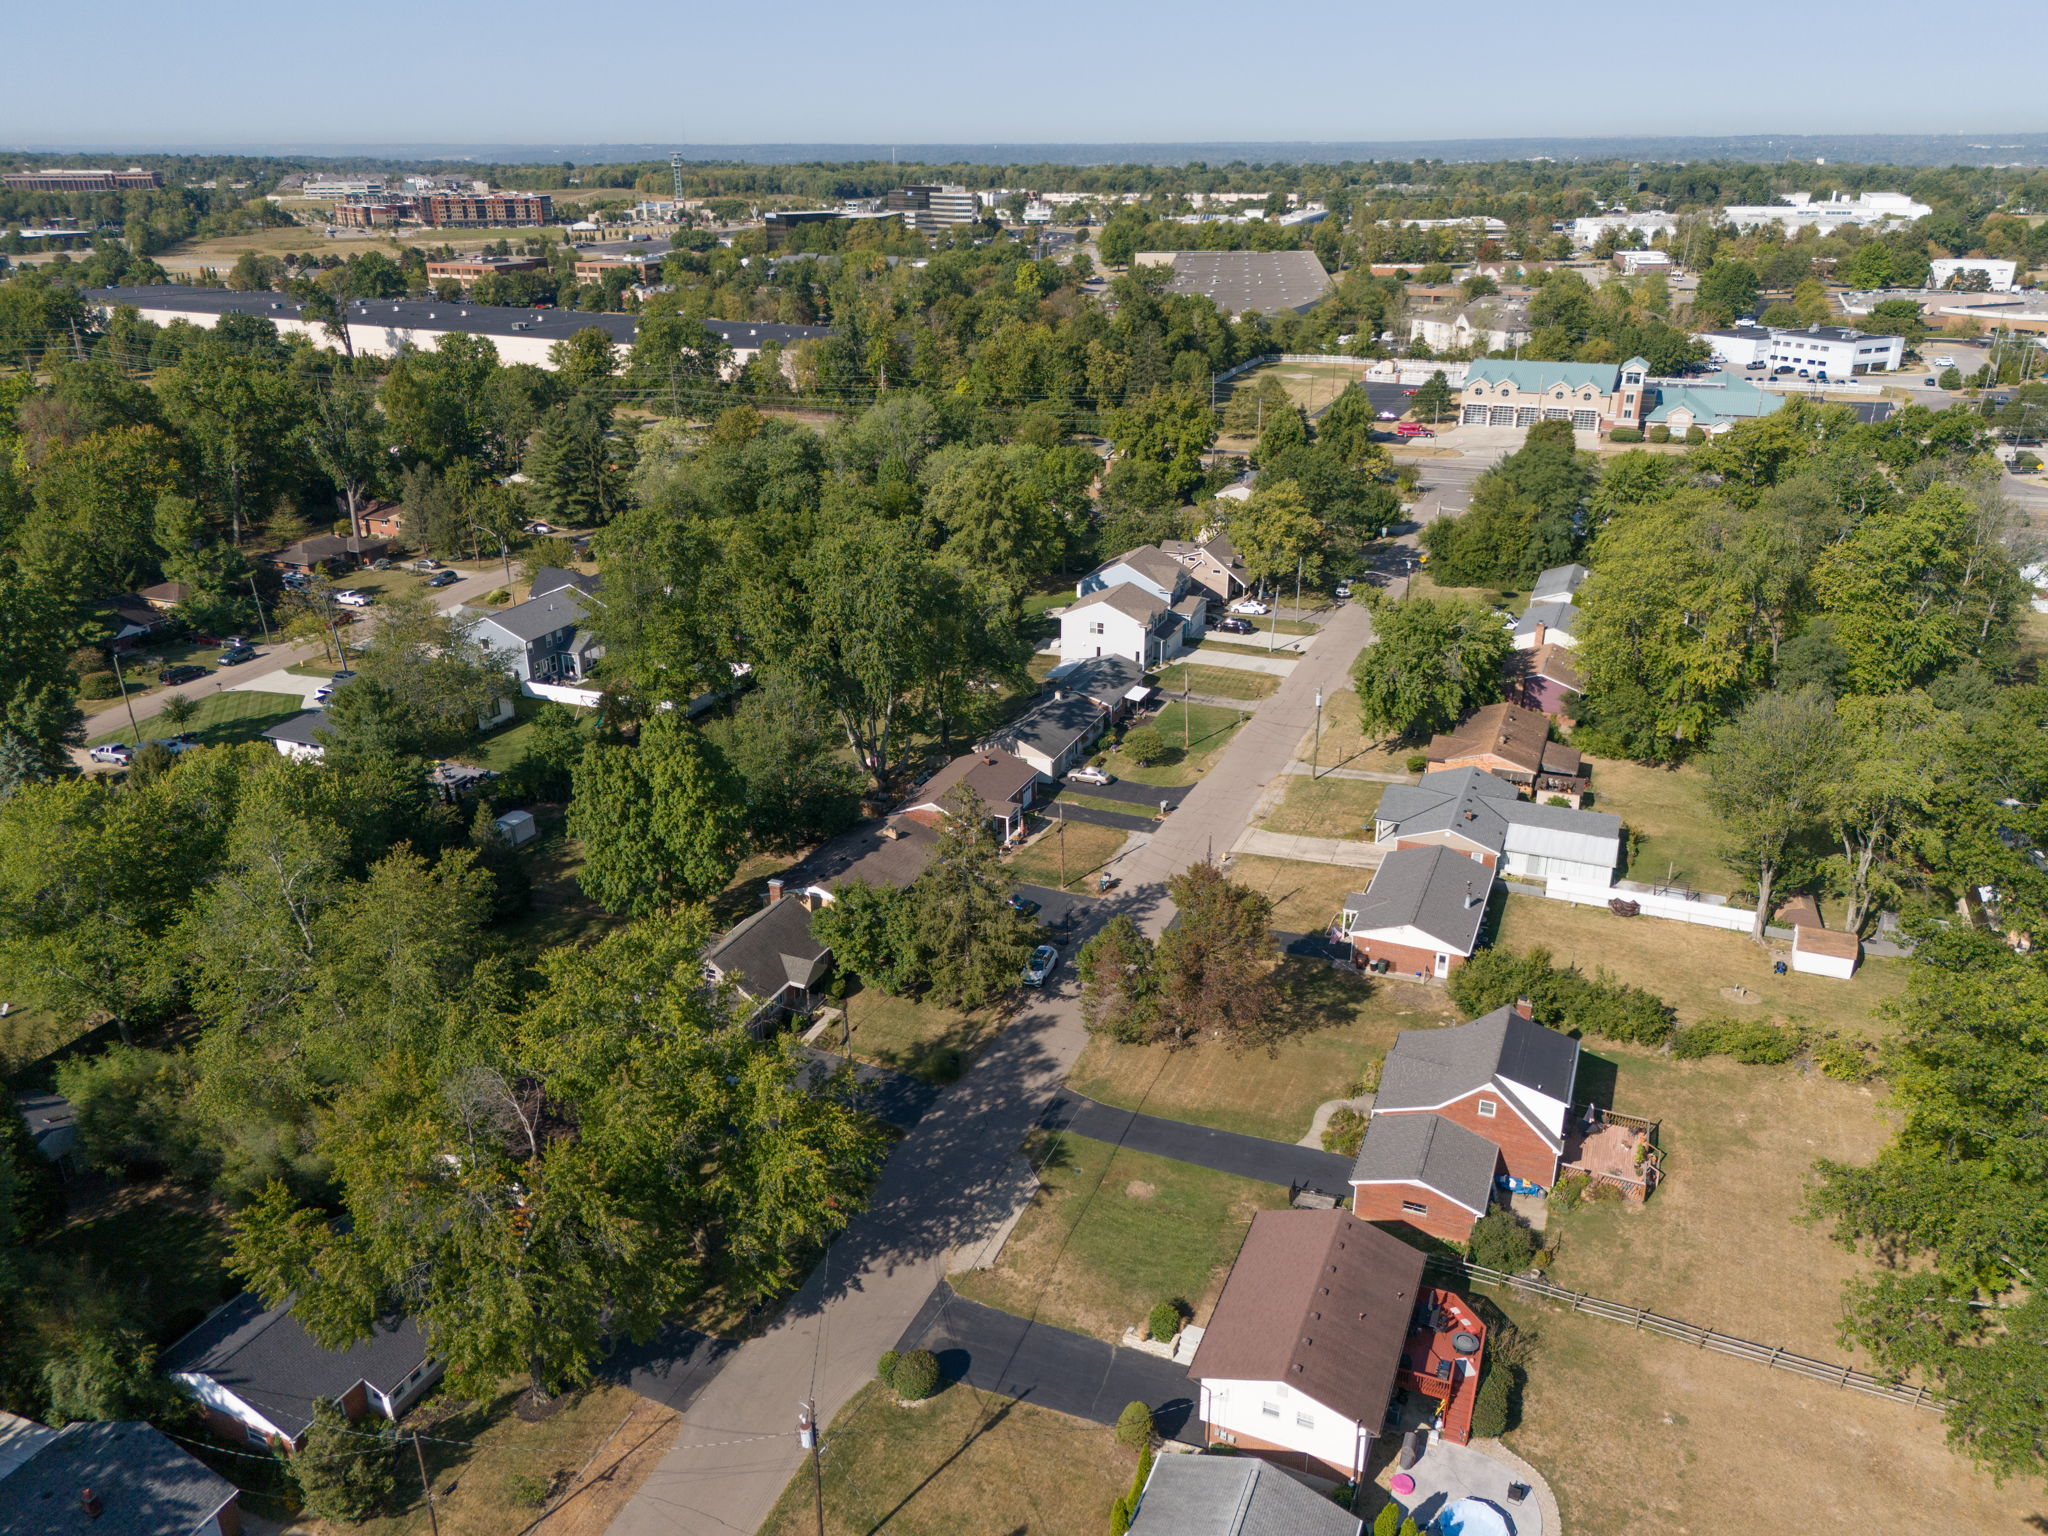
[1470, 1363, 1515, 1438]
[1670, 1017, 1802, 1063]
[1446, 946, 1673, 1046]
[1608, 426, 1643, 443]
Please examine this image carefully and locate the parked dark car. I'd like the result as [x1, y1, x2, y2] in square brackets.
[157, 664, 207, 685]
[217, 645, 255, 666]
[1214, 616, 1256, 634]
[427, 568, 461, 588]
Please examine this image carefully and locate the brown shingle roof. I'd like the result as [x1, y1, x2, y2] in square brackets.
[1068, 584, 1170, 625]
[912, 749, 1039, 815]
[1426, 701, 1550, 775]
[1188, 1209, 1425, 1426]
[1794, 924, 1861, 960]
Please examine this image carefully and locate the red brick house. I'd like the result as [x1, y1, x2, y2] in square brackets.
[1348, 1112, 1503, 1242]
[1361, 1002, 1581, 1190]
[1334, 845, 1492, 980]
[1425, 700, 1588, 803]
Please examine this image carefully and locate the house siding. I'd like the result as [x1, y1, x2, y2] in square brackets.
[1351, 1180, 1486, 1242]
[1197, 1420, 1361, 1484]
[1377, 1089, 1559, 1186]
[1346, 935, 1464, 979]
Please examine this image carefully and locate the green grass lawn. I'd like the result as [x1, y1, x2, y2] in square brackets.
[1155, 662, 1278, 701]
[88, 689, 305, 748]
[1584, 755, 1742, 894]
[1191, 637, 1307, 659]
[841, 984, 1005, 1083]
[952, 1131, 1288, 1341]
[1258, 775, 1385, 839]
[1008, 816, 1127, 892]
[759, 1381, 1135, 1536]
[1057, 791, 1155, 818]
[1066, 957, 1460, 1142]
[1099, 701, 1247, 786]
[1492, 894, 1906, 1036]
[449, 695, 580, 773]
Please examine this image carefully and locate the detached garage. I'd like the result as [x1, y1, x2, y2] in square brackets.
[1790, 924, 1860, 979]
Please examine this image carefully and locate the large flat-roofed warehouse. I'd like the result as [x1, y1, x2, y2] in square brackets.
[1134, 249, 1333, 316]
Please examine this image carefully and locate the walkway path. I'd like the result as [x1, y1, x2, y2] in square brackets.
[1182, 645, 1300, 676]
[1285, 759, 1415, 785]
[895, 1286, 1203, 1443]
[1230, 828, 1386, 869]
[1043, 1090, 1356, 1196]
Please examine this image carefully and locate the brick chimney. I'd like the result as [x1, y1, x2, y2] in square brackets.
[1531, 621, 1546, 649]
[767, 878, 784, 905]
[81, 1489, 103, 1520]
[1512, 996, 1534, 1020]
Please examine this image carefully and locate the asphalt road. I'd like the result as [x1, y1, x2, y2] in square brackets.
[1044, 1089, 1356, 1196]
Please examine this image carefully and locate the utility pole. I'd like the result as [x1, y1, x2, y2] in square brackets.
[108, 647, 140, 741]
[1183, 669, 1191, 753]
[247, 575, 271, 644]
[799, 1402, 823, 1536]
[411, 1431, 441, 1536]
[1058, 805, 1068, 891]
[1313, 686, 1323, 780]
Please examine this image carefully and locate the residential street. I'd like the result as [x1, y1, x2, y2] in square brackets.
[604, 566, 1399, 1536]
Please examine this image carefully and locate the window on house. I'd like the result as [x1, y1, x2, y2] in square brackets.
[244, 1426, 268, 1448]
[1261, 1401, 1280, 1418]
[1402, 1200, 1429, 1215]
[1477, 1099, 1498, 1117]
[1296, 1410, 1316, 1429]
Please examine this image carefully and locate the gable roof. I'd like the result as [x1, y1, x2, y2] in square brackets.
[1524, 641, 1584, 694]
[705, 896, 831, 1002]
[161, 1293, 432, 1442]
[982, 692, 1108, 764]
[471, 584, 591, 644]
[529, 566, 602, 600]
[1376, 768, 1619, 864]
[1349, 1113, 1500, 1217]
[1130, 1454, 1363, 1536]
[0, 1422, 237, 1536]
[799, 815, 938, 894]
[1512, 601, 1581, 641]
[1091, 544, 1185, 593]
[1188, 1208, 1424, 1426]
[1426, 702, 1581, 780]
[264, 533, 388, 566]
[261, 710, 338, 751]
[1531, 563, 1589, 600]
[1464, 358, 1619, 394]
[912, 749, 1040, 815]
[1068, 584, 1171, 626]
[1049, 654, 1146, 709]
[1341, 845, 1491, 955]
[1376, 1005, 1581, 1141]
[1646, 372, 1788, 428]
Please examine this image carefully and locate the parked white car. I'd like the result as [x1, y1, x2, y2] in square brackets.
[88, 744, 132, 765]
[1067, 764, 1115, 786]
[1022, 943, 1059, 988]
[332, 589, 374, 608]
[1229, 598, 1271, 616]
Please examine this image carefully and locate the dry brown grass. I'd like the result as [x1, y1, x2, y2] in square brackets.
[1224, 854, 1374, 936]
[1066, 957, 1459, 1141]
[1008, 816, 1129, 892]
[1257, 775, 1385, 840]
[758, 1381, 1135, 1536]
[1494, 894, 1906, 1036]
[1294, 688, 1422, 775]
[1583, 754, 1743, 895]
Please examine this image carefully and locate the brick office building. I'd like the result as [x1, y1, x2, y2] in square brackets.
[418, 191, 552, 227]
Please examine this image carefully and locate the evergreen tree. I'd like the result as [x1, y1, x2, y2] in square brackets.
[1410, 370, 1454, 424]
[524, 394, 635, 527]
[1154, 863, 1274, 1046]
[903, 790, 1035, 1009]
[293, 1397, 398, 1520]
[1077, 914, 1157, 1043]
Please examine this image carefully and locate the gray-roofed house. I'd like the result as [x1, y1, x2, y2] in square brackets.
[1188, 1208, 1426, 1482]
[1334, 845, 1493, 980]
[1369, 1001, 1581, 1189]
[0, 1420, 240, 1536]
[703, 888, 834, 1031]
[1059, 583, 1192, 668]
[15, 1092, 77, 1163]
[981, 691, 1115, 779]
[262, 533, 390, 575]
[466, 576, 603, 687]
[1127, 1453, 1363, 1536]
[1511, 600, 1581, 651]
[1373, 767, 1621, 885]
[797, 815, 940, 905]
[1348, 1110, 1503, 1242]
[162, 1293, 441, 1450]
[1048, 654, 1148, 714]
[1076, 544, 1189, 606]
[1530, 564, 1589, 604]
[261, 710, 339, 763]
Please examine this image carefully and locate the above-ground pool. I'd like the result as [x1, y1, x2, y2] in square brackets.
[1432, 1497, 1512, 1536]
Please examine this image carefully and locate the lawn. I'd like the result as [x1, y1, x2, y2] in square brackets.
[452, 694, 582, 773]
[88, 688, 305, 749]
[1099, 701, 1247, 786]
[39, 1182, 236, 1349]
[1494, 1299, 2032, 1536]
[1155, 662, 1278, 701]
[1008, 815, 1128, 892]
[1223, 853, 1374, 936]
[0, 1004, 81, 1082]
[952, 1131, 1288, 1341]
[1294, 689, 1422, 775]
[758, 1381, 1135, 1536]
[1257, 775, 1384, 840]
[1582, 754, 1742, 894]
[1493, 893, 1907, 1036]
[1222, 359, 1371, 418]
[1407, 572, 1525, 610]
[494, 807, 628, 958]
[1066, 957, 1460, 1142]
[841, 984, 1005, 1084]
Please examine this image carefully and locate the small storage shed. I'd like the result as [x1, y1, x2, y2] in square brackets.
[493, 810, 538, 848]
[1791, 924, 1859, 979]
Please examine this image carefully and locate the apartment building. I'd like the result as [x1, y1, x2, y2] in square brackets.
[884, 184, 980, 233]
[418, 191, 553, 227]
[4, 167, 162, 192]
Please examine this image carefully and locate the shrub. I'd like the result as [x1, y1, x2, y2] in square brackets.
[876, 1349, 900, 1388]
[1671, 1017, 1802, 1064]
[2015, 450, 2042, 473]
[1404, 753, 1430, 774]
[1683, 425, 1707, 444]
[1146, 1301, 1185, 1343]
[1123, 724, 1167, 765]
[78, 671, 121, 700]
[892, 1348, 940, 1401]
[1110, 1492, 1135, 1536]
[1467, 1208, 1538, 1273]
[1813, 1034, 1875, 1081]
[1374, 1504, 1402, 1536]
[505, 1472, 551, 1508]
[1647, 424, 1672, 443]
[1321, 1107, 1367, 1157]
[1355, 1056, 1383, 1095]
[1608, 426, 1643, 443]
[294, 1398, 398, 1521]
[1115, 1399, 1156, 1449]
[1469, 1363, 1516, 1438]
[1446, 945, 1673, 1046]
[1549, 1172, 1589, 1213]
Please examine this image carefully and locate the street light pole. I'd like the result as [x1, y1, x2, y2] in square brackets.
[247, 576, 272, 644]
[109, 647, 141, 741]
[799, 1402, 823, 1536]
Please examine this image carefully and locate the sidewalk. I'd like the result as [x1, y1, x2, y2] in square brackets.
[1230, 828, 1386, 869]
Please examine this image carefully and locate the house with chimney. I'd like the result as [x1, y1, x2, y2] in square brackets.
[0, 1416, 241, 1536]
[1061, 543, 1209, 667]
[702, 883, 834, 1032]
[1333, 845, 1493, 980]
[981, 657, 1149, 778]
[1372, 767, 1621, 886]
[898, 748, 1042, 845]
[1424, 701, 1588, 804]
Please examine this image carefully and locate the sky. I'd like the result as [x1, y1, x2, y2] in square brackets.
[5, 0, 2044, 150]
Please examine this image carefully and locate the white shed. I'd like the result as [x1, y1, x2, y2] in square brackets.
[1791, 924, 1859, 979]
[493, 809, 538, 848]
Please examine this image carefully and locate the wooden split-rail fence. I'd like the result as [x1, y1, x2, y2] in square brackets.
[1425, 1255, 1945, 1414]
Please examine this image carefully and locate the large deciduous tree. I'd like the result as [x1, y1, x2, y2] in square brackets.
[569, 711, 745, 917]
[1153, 862, 1274, 1047]
[1349, 593, 1512, 744]
[1703, 686, 1840, 939]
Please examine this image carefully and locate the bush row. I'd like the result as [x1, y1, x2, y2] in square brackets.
[1447, 946, 1674, 1046]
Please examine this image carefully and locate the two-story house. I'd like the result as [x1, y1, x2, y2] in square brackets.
[1457, 357, 1650, 437]
[466, 569, 604, 688]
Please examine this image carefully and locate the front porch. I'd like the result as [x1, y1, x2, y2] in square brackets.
[1559, 1106, 1661, 1200]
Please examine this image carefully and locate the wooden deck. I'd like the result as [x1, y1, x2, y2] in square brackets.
[1395, 1287, 1486, 1444]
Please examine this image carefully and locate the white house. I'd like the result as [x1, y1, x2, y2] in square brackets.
[1530, 563, 1589, 604]
[1059, 584, 1196, 667]
[1408, 300, 1531, 354]
[1076, 544, 1187, 606]
[1373, 767, 1623, 885]
[1929, 258, 2019, 293]
[1188, 1208, 1428, 1483]
[1511, 600, 1580, 650]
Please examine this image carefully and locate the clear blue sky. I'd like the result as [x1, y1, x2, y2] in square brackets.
[4, 0, 2041, 149]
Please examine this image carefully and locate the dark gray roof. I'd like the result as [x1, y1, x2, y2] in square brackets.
[0, 1422, 237, 1536]
[529, 566, 601, 599]
[1091, 544, 1184, 593]
[1375, 1005, 1580, 1142]
[15, 1092, 76, 1160]
[1349, 1113, 1500, 1216]
[1130, 1455, 1362, 1536]
[705, 896, 832, 1003]
[1155, 249, 1333, 315]
[1512, 601, 1581, 639]
[161, 1293, 431, 1441]
[261, 711, 337, 750]
[984, 693, 1108, 761]
[1376, 768, 1618, 854]
[86, 286, 832, 351]
[1050, 654, 1145, 709]
[798, 815, 938, 894]
[1341, 845, 1490, 954]
[471, 585, 590, 644]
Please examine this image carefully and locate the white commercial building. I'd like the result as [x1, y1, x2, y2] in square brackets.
[1929, 257, 2020, 293]
[1720, 190, 1931, 233]
[1695, 322, 1904, 376]
[1570, 211, 1678, 245]
[1615, 248, 1674, 274]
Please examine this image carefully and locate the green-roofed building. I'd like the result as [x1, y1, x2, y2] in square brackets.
[1644, 371, 1788, 436]
[1459, 355, 1649, 436]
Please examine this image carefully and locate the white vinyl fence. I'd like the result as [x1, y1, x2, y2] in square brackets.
[522, 680, 603, 709]
[1542, 876, 1758, 932]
